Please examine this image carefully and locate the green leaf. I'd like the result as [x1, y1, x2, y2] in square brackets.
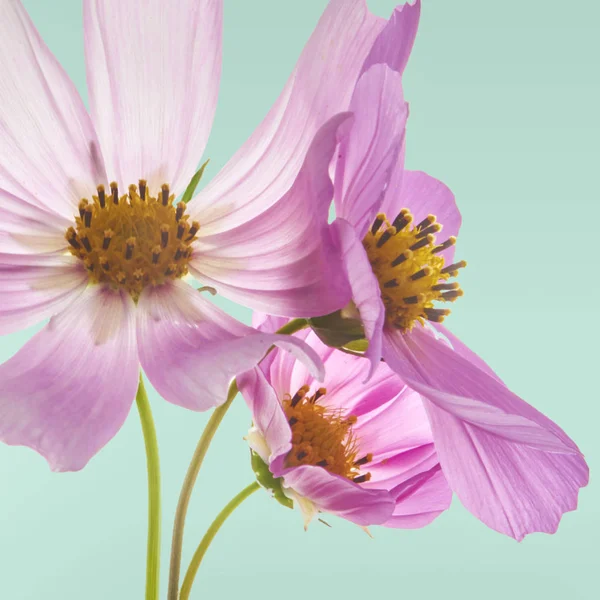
[308, 310, 366, 348]
[250, 451, 293, 510]
[181, 159, 210, 204]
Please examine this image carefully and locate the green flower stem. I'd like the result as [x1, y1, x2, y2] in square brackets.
[135, 374, 162, 600]
[179, 482, 260, 600]
[167, 317, 309, 600]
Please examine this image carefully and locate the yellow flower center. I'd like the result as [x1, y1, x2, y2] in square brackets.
[283, 385, 372, 483]
[65, 181, 199, 301]
[363, 209, 466, 330]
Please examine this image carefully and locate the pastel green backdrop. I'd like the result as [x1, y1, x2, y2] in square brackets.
[1, 0, 598, 598]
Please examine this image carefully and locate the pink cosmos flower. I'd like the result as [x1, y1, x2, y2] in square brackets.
[239, 314, 452, 529]
[0, 0, 420, 471]
[317, 40, 589, 540]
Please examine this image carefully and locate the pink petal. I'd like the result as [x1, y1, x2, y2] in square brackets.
[334, 65, 408, 238]
[0, 0, 104, 219]
[0, 254, 87, 335]
[189, 114, 352, 317]
[331, 218, 385, 377]
[361, 1, 421, 74]
[0, 286, 139, 471]
[383, 326, 589, 539]
[237, 367, 292, 463]
[136, 281, 325, 412]
[280, 465, 395, 527]
[383, 465, 452, 529]
[186, 0, 389, 232]
[0, 190, 70, 254]
[380, 171, 461, 262]
[84, 0, 222, 195]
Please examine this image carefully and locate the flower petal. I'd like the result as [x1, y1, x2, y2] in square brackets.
[237, 367, 292, 463]
[189, 114, 352, 317]
[383, 465, 452, 529]
[0, 254, 87, 335]
[280, 465, 395, 527]
[0, 190, 70, 254]
[0, 285, 139, 471]
[380, 171, 461, 262]
[334, 64, 408, 238]
[0, 0, 104, 219]
[84, 0, 222, 195]
[136, 281, 324, 412]
[331, 218, 385, 377]
[361, 1, 421, 74]
[186, 0, 389, 231]
[383, 326, 589, 539]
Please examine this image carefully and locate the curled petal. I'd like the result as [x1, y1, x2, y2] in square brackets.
[137, 281, 324, 412]
[383, 326, 589, 539]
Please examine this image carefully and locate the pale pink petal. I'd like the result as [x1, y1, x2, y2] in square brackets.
[84, 0, 222, 195]
[279, 465, 395, 527]
[189, 114, 352, 317]
[186, 0, 388, 231]
[0, 190, 70, 254]
[380, 171, 461, 261]
[0, 254, 87, 335]
[0, 286, 139, 471]
[383, 326, 589, 539]
[354, 387, 433, 461]
[136, 281, 324, 412]
[237, 367, 292, 463]
[334, 65, 408, 238]
[384, 465, 452, 529]
[362, 1, 421, 74]
[331, 219, 385, 376]
[0, 0, 104, 219]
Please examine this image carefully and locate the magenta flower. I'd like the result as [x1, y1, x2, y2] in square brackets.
[238, 314, 452, 529]
[0, 0, 420, 471]
[319, 45, 589, 541]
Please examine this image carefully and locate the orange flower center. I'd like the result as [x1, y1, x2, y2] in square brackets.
[363, 209, 465, 330]
[283, 385, 372, 484]
[65, 181, 199, 301]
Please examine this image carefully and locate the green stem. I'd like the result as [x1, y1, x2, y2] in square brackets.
[135, 374, 162, 600]
[180, 482, 260, 600]
[167, 317, 309, 599]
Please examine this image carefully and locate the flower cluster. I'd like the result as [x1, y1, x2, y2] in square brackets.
[0, 0, 589, 595]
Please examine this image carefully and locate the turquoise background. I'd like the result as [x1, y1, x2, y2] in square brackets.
[1, 0, 599, 598]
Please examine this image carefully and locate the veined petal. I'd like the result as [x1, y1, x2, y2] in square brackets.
[383, 465, 452, 529]
[280, 465, 395, 527]
[380, 171, 461, 262]
[0, 285, 139, 471]
[237, 367, 292, 464]
[0, 0, 104, 219]
[136, 281, 324, 412]
[0, 254, 88, 335]
[331, 218, 385, 377]
[0, 189, 70, 254]
[383, 326, 589, 539]
[334, 64, 408, 238]
[186, 0, 389, 231]
[190, 114, 352, 317]
[361, 1, 421, 75]
[84, 0, 222, 195]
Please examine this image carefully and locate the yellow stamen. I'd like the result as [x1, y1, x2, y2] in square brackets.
[282, 387, 371, 483]
[363, 210, 465, 330]
[65, 182, 198, 301]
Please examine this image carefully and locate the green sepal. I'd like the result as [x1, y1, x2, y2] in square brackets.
[250, 451, 293, 510]
[308, 310, 366, 348]
[181, 159, 210, 204]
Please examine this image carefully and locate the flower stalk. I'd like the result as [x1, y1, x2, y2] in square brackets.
[135, 374, 162, 600]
